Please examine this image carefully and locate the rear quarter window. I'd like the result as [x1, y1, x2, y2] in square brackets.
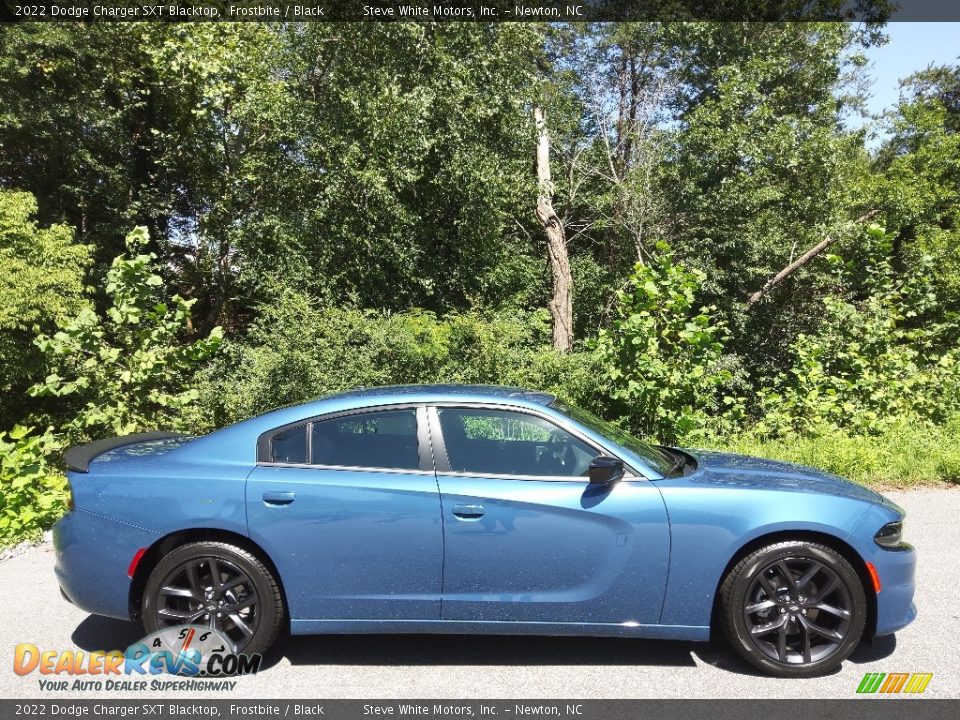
[270, 425, 307, 464]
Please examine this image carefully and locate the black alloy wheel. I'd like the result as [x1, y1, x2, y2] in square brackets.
[154, 556, 259, 651]
[719, 541, 867, 677]
[143, 541, 284, 657]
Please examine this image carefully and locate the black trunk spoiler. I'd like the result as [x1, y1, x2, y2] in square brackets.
[64, 432, 188, 473]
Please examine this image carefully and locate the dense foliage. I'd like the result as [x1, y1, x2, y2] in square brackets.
[594, 251, 741, 443]
[0, 426, 66, 546]
[190, 293, 599, 431]
[1, 21, 958, 546]
[757, 225, 960, 435]
[28, 227, 223, 444]
[0, 191, 90, 426]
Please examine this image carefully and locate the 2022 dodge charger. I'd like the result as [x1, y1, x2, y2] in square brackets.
[54, 385, 916, 677]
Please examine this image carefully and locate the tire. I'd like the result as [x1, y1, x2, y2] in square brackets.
[719, 540, 866, 677]
[142, 541, 284, 657]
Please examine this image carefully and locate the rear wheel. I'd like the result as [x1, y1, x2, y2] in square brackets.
[142, 541, 283, 656]
[719, 541, 866, 677]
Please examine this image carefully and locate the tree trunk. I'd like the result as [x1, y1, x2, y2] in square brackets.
[534, 105, 574, 352]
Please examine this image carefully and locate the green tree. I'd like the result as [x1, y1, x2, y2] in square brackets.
[133, 23, 297, 333]
[0, 24, 296, 332]
[0, 190, 91, 427]
[28, 227, 222, 442]
[873, 63, 960, 314]
[0, 25, 166, 263]
[278, 23, 542, 313]
[0, 24, 553, 331]
[662, 23, 876, 379]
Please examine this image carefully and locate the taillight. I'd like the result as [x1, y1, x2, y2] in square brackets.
[127, 548, 147, 578]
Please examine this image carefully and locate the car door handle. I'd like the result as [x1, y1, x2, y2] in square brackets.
[262, 491, 295, 506]
[452, 504, 485, 520]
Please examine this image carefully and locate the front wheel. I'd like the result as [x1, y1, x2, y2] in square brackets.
[719, 541, 866, 677]
[142, 541, 284, 656]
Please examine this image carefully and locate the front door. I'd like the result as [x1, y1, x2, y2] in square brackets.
[247, 406, 443, 621]
[430, 405, 670, 625]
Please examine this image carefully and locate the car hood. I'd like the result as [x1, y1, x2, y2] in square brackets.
[681, 449, 883, 504]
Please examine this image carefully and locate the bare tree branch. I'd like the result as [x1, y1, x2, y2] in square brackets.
[746, 210, 880, 308]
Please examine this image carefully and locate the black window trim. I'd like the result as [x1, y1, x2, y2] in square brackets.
[256, 403, 433, 474]
[425, 402, 644, 482]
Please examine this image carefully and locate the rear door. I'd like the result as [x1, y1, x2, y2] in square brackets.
[246, 405, 443, 621]
[430, 405, 670, 625]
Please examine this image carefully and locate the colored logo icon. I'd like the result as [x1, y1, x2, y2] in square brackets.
[857, 672, 933, 694]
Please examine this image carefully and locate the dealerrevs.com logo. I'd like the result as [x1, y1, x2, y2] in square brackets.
[14, 626, 261, 692]
[856, 672, 933, 695]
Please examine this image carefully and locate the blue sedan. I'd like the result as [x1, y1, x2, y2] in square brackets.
[53, 385, 916, 677]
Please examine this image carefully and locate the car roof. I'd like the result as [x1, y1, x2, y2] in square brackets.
[324, 384, 556, 406]
[177, 384, 658, 479]
[199, 385, 558, 454]
[171, 382, 664, 479]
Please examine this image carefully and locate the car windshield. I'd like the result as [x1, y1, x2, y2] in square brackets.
[552, 401, 675, 477]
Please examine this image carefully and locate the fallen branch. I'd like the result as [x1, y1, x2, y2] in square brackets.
[746, 210, 879, 308]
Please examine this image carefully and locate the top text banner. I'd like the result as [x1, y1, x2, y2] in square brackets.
[3, 1, 960, 23]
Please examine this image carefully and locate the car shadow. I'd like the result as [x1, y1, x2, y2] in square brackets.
[265, 633, 764, 675]
[71, 615, 146, 651]
[848, 634, 898, 663]
[69, 615, 896, 678]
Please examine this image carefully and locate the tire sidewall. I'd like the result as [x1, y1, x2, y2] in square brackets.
[724, 542, 867, 677]
[142, 542, 281, 657]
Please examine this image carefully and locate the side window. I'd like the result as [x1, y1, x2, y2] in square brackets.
[437, 408, 599, 477]
[270, 425, 307, 464]
[311, 409, 419, 470]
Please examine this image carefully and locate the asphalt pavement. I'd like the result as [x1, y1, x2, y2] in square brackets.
[2, 487, 957, 699]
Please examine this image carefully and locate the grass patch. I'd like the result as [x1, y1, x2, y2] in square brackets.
[705, 421, 960, 489]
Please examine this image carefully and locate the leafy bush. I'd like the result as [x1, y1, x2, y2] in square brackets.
[188, 291, 604, 431]
[594, 250, 743, 443]
[757, 225, 960, 435]
[194, 258, 747, 446]
[0, 426, 67, 546]
[28, 227, 223, 443]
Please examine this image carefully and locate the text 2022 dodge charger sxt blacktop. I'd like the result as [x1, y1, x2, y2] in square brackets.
[54, 385, 916, 677]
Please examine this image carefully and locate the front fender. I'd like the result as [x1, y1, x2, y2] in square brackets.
[656, 481, 874, 627]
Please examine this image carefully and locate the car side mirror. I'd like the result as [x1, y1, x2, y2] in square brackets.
[589, 455, 624, 485]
